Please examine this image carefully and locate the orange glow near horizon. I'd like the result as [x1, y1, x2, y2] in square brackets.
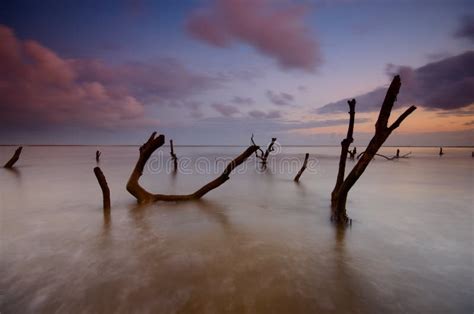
[291, 105, 474, 136]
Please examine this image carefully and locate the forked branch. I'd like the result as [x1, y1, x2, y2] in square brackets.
[127, 132, 259, 204]
[331, 75, 417, 224]
[250, 134, 277, 165]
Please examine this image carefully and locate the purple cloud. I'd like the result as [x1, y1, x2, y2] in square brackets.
[186, 0, 322, 72]
[0, 25, 220, 130]
[266, 90, 295, 106]
[248, 110, 281, 119]
[211, 103, 240, 116]
[317, 51, 474, 114]
[454, 15, 474, 43]
[231, 96, 254, 105]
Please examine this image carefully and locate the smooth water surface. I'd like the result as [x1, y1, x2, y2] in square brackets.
[1, 146, 473, 313]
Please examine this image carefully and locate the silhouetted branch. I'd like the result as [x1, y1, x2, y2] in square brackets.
[331, 99, 356, 206]
[332, 75, 417, 224]
[127, 132, 259, 204]
[250, 134, 277, 165]
[251, 134, 265, 159]
[4, 146, 22, 168]
[170, 139, 178, 171]
[96, 150, 101, 163]
[94, 167, 110, 211]
[294, 153, 309, 182]
[357, 151, 412, 160]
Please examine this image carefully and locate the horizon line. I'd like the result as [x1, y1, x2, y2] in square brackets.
[0, 144, 473, 148]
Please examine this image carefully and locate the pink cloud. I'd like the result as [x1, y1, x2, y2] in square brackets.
[248, 109, 281, 119]
[0, 25, 154, 129]
[186, 0, 321, 72]
[0, 25, 219, 130]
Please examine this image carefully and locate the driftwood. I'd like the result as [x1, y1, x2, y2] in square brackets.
[169, 139, 178, 171]
[4, 146, 22, 168]
[127, 132, 259, 204]
[251, 134, 277, 165]
[294, 153, 309, 182]
[356, 151, 412, 160]
[96, 150, 101, 163]
[331, 75, 417, 224]
[94, 167, 110, 211]
[331, 99, 356, 206]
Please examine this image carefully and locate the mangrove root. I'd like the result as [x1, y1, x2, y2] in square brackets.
[127, 132, 259, 204]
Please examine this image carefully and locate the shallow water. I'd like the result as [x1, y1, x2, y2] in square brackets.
[1, 145, 473, 313]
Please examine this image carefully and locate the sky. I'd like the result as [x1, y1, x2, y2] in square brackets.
[0, 0, 473, 146]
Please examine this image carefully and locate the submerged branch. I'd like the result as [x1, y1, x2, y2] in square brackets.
[94, 166, 110, 211]
[127, 132, 259, 204]
[294, 153, 309, 182]
[4, 146, 22, 168]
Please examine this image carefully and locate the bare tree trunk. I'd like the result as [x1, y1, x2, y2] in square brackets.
[332, 75, 417, 224]
[96, 150, 101, 163]
[294, 153, 309, 182]
[331, 99, 356, 206]
[170, 139, 178, 171]
[4, 146, 22, 168]
[127, 132, 259, 204]
[94, 167, 110, 211]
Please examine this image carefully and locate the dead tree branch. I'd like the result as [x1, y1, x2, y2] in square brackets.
[4, 146, 22, 168]
[127, 132, 259, 204]
[331, 99, 356, 206]
[357, 151, 412, 160]
[96, 150, 101, 163]
[332, 75, 417, 224]
[170, 139, 178, 171]
[294, 153, 309, 182]
[250, 134, 277, 165]
[94, 167, 110, 211]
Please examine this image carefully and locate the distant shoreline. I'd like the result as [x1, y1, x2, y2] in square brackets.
[1, 144, 473, 148]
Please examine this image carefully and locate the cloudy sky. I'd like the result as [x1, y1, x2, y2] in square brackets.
[0, 0, 473, 145]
